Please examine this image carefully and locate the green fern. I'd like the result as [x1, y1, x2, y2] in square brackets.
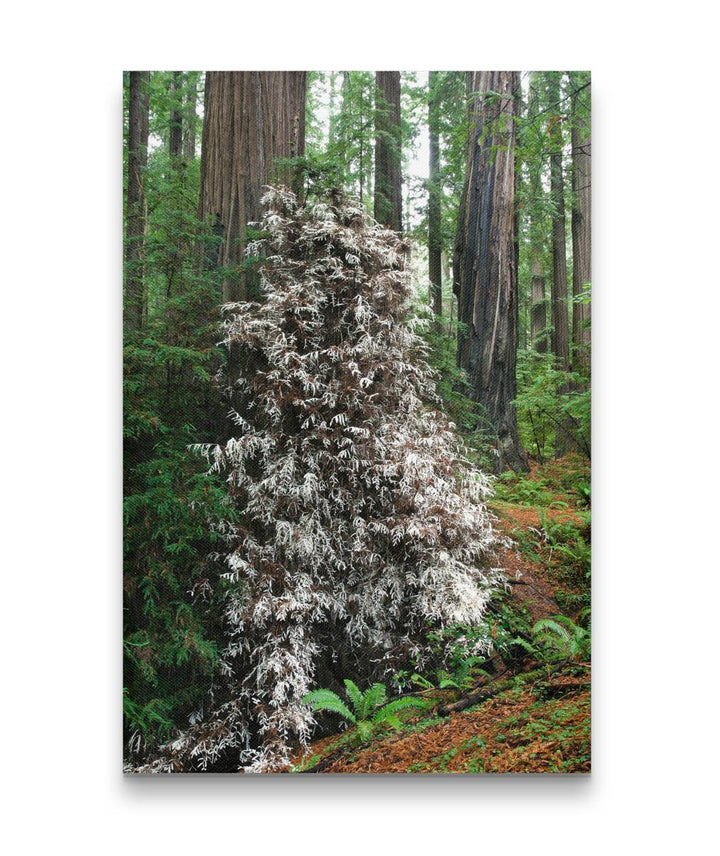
[373, 696, 431, 725]
[532, 616, 590, 662]
[343, 679, 363, 714]
[359, 683, 387, 720]
[410, 673, 435, 690]
[302, 680, 431, 746]
[301, 689, 356, 724]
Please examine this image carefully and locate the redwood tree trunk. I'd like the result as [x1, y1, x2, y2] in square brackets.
[571, 72, 591, 371]
[530, 250, 547, 353]
[428, 71, 442, 315]
[183, 74, 197, 161]
[453, 71, 527, 472]
[528, 76, 547, 353]
[166, 72, 184, 300]
[548, 72, 570, 371]
[124, 71, 150, 333]
[198, 71, 307, 303]
[374, 71, 403, 232]
[169, 71, 183, 160]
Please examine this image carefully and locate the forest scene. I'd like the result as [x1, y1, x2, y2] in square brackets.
[123, 70, 591, 774]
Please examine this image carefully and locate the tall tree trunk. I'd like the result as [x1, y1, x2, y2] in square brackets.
[570, 72, 591, 371]
[199, 72, 306, 303]
[527, 75, 548, 353]
[169, 71, 183, 160]
[453, 71, 527, 473]
[530, 251, 547, 353]
[547, 72, 570, 371]
[442, 251, 451, 286]
[428, 71, 442, 315]
[124, 71, 150, 333]
[373, 71, 402, 232]
[183, 73, 197, 161]
[166, 72, 185, 301]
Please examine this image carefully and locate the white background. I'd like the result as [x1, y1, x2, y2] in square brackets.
[1, 2, 717, 853]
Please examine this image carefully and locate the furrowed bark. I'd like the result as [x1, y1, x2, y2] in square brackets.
[453, 71, 527, 472]
[374, 71, 403, 233]
[124, 71, 150, 333]
[570, 72, 591, 371]
[199, 71, 307, 303]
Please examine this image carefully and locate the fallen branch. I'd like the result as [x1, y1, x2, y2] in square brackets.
[437, 661, 568, 717]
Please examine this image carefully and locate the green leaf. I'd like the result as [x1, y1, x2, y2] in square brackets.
[343, 679, 363, 717]
[375, 696, 431, 723]
[359, 683, 387, 720]
[301, 689, 356, 724]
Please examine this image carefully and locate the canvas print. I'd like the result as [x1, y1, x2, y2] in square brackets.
[123, 71, 591, 774]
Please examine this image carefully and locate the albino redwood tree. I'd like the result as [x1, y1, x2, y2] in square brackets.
[133, 187, 505, 773]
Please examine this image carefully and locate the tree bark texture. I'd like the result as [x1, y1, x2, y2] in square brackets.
[166, 72, 185, 300]
[570, 73, 591, 371]
[183, 74, 198, 161]
[453, 71, 527, 472]
[199, 71, 307, 303]
[547, 73, 570, 371]
[169, 71, 183, 160]
[530, 251, 547, 353]
[124, 71, 150, 333]
[373, 71, 402, 233]
[528, 76, 547, 353]
[428, 71, 442, 315]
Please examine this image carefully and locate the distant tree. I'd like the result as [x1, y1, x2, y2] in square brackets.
[326, 72, 375, 205]
[374, 71, 403, 232]
[124, 71, 150, 332]
[183, 73, 198, 161]
[454, 71, 528, 472]
[570, 71, 591, 370]
[427, 70, 442, 315]
[169, 71, 183, 160]
[527, 75, 548, 353]
[198, 72, 307, 302]
[165, 72, 185, 298]
[547, 72, 570, 371]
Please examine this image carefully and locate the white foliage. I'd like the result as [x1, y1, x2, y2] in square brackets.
[135, 187, 506, 774]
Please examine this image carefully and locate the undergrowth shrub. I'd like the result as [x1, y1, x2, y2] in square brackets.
[132, 186, 506, 773]
[515, 350, 590, 461]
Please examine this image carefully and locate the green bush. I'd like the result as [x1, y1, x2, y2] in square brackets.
[514, 350, 590, 461]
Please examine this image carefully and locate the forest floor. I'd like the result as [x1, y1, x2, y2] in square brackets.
[287, 455, 591, 775]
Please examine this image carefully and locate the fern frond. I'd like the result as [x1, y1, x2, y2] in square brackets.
[374, 696, 431, 723]
[380, 713, 403, 731]
[438, 670, 459, 689]
[355, 721, 374, 743]
[360, 683, 387, 719]
[510, 636, 538, 655]
[301, 689, 356, 723]
[343, 679, 363, 717]
[533, 619, 572, 642]
[411, 673, 435, 690]
[542, 615, 581, 633]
